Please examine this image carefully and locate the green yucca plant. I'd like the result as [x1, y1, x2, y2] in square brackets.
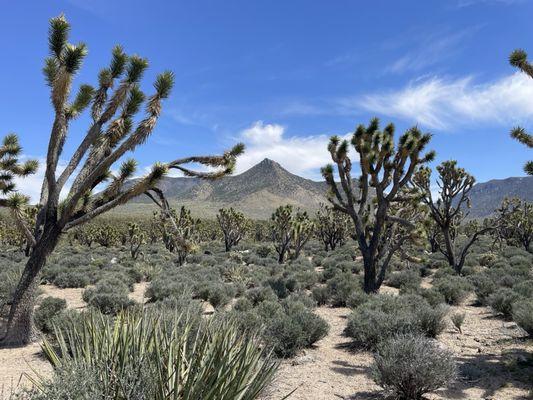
[35, 310, 279, 400]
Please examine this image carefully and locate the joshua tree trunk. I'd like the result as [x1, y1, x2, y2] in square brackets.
[2, 225, 61, 346]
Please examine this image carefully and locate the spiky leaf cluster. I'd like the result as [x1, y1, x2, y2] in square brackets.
[509, 49, 533, 175]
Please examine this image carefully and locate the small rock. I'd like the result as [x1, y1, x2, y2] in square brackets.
[291, 354, 315, 366]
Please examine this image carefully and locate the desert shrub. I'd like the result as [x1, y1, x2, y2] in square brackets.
[35, 311, 277, 399]
[451, 312, 465, 333]
[471, 274, 497, 305]
[479, 252, 497, 267]
[255, 245, 271, 258]
[488, 288, 522, 319]
[146, 277, 193, 302]
[387, 269, 421, 291]
[372, 333, 456, 400]
[312, 286, 330, 306]
[417, 288, 446, 307]
[434, 276, 472, 305]
[345, 295, 447, 349]
[263, 313, 305, 358]
[432, 267, 455, 279]
[233, 297, 253, 312]
[285, 292, 316, 308]
[207, 285, 231, 309]
[34, 297, 67, 333]
[245, 287, 278, 306]
[53, 271, 90, 288]
[263, 300, 329, 357]
[512, 299, 533, 336]
[0, 265, 21, 317]
[513, 280, 533, 298]
[346, 290, 369, 309]
[85, 292, 134, 315]
[83, 278, 133, 315]
[417, 304, 448, 339]
[264, 277, 293, 299]
[326, 273, 361, 307]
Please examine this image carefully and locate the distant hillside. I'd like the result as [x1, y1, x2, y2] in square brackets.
[120, 158, 330, 219]
[467, 176, 533, 218]
[117, 159, 533, 219]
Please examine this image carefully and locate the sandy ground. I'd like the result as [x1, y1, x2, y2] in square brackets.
[265, 292, 533, 400]
[1, 282, 532, 399]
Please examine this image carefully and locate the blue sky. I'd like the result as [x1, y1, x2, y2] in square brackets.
[1, 0, 533, 199]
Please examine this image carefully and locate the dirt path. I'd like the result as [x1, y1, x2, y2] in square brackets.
[266, 299, 532, 400]
[263, 307, 380, 400]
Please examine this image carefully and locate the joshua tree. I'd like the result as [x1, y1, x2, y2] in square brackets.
[290, 210, 314, 260]
[0, 15, 243, 346]
[217, 207, 249, 252]
[315, 203, 350, 251]
[496, 197, 533, 252]
[271, 205, 293, 264]
[270, 205, 314, 263]
[413, 160, 493, 274]
[509, 49, 533, 174]
[322, 118, 434, 293]
[148, 193, 202, 266]
[127, 222, 145, 260]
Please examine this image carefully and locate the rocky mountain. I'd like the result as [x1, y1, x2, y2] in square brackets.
[118, 159, 533, 219]
[467, 176, 533, 218]
[123, 158, 330, 219]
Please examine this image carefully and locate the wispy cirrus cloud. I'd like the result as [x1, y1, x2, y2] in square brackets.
[353, 72, 533, 130]
[386, 27, 479, 75]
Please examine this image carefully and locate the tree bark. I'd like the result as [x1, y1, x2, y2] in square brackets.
[1, 226, 60, 347]
[362, 251, 379, 294]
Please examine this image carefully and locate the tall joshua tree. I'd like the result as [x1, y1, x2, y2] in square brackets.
[509, 49, 533, 175]
[322, 118, 434, 293]
[413, 160, 493, 274]
[0, 15, 243, 346]
[271, 205, 293, 264]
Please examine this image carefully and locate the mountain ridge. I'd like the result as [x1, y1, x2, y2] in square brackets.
[118, 158, 533, 219]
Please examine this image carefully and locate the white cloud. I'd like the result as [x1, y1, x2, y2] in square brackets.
[356, 72, 533, 130]
[235, 121, 352, 180]
[387, 29, 476, 74]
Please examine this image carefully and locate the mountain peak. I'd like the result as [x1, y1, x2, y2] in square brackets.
[258, 158, 282, 168]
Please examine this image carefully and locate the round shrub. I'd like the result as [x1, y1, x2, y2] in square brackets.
[387, 269, 421, 291]
[35, 296, 67, 333]
[312, 286, 330, 306]
[471, 274, 497, 305]
[488, 288, 522, 319]
[327, 273, 361, 307]
[434, 276, 472, 305]
[86, 292, 133, 315]
[263, 300, 329, 357]
[372, 333, 456, 400]
[245, 287, 277, 306]
[208, 285, 231, 309]
[345, 295, 447, 349]
[53, 271, 90, 288]
[512, 299, 533, 336]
